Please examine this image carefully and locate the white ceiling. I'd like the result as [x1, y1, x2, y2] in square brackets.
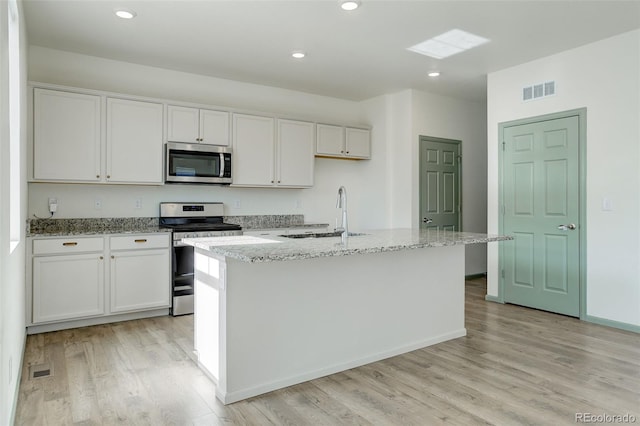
[23, 0, 640, 102]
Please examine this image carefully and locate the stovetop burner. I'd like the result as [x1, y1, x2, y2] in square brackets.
[160, 221, 242, 232]
[159, 202, 242, 236]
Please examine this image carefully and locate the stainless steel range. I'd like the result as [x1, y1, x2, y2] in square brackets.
[160, 202, 242, 316]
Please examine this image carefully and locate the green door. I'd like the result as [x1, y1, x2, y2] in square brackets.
[503, 116, 580, 317]
[419, 137, 461, 231]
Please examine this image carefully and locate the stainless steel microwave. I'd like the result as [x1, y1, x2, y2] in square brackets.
[165, 142, 232, 184]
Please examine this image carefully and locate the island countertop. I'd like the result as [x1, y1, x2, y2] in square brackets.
[182, 229, 511, 263]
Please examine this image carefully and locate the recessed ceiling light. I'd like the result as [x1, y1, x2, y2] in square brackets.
[408, 29, 489, 59]
[115, 8, 136, 19]
[291, 51, 306, 59]
[428, 72, 441, 77]
[341, 1, 360, 11]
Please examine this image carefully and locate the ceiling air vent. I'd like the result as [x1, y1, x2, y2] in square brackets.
[522, 80, 556, 102]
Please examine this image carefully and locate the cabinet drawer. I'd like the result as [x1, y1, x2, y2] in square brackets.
[110, 234, 170, 250]
[33, 237, 104, 255]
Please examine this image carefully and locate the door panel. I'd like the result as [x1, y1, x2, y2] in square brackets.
[419, 137, 461, 231]
[503, 116, 580, 317]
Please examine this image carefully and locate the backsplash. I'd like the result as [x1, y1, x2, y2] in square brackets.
[224, 215, 305, 230]
[28, 214, 312, 235]
[28, 217, 160, 235]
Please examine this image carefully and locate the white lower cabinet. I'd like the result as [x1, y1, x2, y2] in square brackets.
[29, 233, 170, 330]
[109, 235, 171, 313]
[32, 251, 105, 323]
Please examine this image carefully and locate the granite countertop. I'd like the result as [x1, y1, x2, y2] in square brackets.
[27, 218, 170, 237]
[182, 229, 512, 263]
[27, 215, 326, 237]
[243, 223, 330, 231]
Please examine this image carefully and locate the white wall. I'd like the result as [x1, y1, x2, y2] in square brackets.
[487, 30, 640, 327]
[0, 0, 28, 423]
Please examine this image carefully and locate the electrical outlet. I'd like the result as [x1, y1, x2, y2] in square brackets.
[233, 199, 241, 208]
[48, 198, 58, 213]
[295, 200, 303, 209]
[94, 199, 102, 210]
[135, 198, 142, 209]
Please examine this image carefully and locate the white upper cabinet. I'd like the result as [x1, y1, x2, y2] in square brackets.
[316, 124, 344, 158]
[232, 113, 275, 186]
[106, 98, 164, 184]
[167, 105, 230, 146]
[277, 119, 314, 187]
[32, 88, 164, 185]
[345, 127, 371, 159]
[33, 88, 102, 181]
[232, 114, 314, 188]
[316, 123, 371, 159]
[31, 83, 370, 187]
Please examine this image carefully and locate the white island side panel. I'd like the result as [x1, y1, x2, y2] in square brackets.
[195, 244, 466, 404]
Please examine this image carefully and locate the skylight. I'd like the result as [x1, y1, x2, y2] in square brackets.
[407, 29, 489, 59]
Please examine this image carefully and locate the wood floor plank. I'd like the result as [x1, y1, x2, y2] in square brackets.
[15, 277, 640, 425]
[278, 381, 373, 426]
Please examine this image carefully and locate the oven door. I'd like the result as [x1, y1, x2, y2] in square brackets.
[171, 241, 195, 315]
[165, 142, 232, 184]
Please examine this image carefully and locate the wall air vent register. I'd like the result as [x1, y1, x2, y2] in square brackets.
[522, 80, 556, 102]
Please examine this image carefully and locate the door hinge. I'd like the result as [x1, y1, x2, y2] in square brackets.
[501, 269, 505, 278]
[501, 205, 505, 215]
[502, 141, 506, 151]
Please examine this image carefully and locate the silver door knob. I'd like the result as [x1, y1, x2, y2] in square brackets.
[557, 223, 576, 230]
[422, 218, 433, 224]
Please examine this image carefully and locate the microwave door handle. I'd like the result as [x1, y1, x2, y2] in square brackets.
[219, 153, 225, 178]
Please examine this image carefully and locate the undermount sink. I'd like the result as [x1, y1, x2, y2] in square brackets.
[281, 231, 366, 239]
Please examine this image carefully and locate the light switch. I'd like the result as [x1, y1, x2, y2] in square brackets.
[602, 197, 612, 211]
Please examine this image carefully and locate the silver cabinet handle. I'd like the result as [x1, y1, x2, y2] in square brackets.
[558, 224, 576, 231]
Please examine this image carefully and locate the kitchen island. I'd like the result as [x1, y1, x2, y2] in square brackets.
[183, 229, 510, 404]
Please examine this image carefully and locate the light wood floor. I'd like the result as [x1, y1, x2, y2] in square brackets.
[16, 278, 640, 425]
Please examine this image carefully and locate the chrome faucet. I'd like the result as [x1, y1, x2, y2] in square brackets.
[335, 186, 348, 243]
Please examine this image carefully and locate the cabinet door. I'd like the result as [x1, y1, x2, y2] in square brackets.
[106, 98, 164, 183]
[277, 119, 314, 187]
[110, 249, 171, 313]
[32, 253, 105, 323]
[345, 127, 371, 159]
[315, 124, 344, 157]
[167, 105, 200, 143]
[232, 114, 275, 186]
[200, 109, 230, 146]
[33, 89, 101, 181]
